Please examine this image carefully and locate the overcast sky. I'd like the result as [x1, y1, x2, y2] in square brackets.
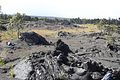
[0, 0, 120, 18]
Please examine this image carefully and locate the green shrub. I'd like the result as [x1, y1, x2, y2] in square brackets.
[0, 58, 4, 66]
[9, 64, 15, 79]
[106, 35, 116, 44]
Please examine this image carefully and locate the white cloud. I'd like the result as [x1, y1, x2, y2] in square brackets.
[0, 0, 120, 18]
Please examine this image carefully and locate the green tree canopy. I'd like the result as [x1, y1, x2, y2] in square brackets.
[9, 13, 24, 39]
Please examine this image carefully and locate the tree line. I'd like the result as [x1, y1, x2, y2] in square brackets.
[0, 14, 38, 23]
[1, 13, 120, 25]
[36, 17, 120, 25]
[69, 18, 120, 25]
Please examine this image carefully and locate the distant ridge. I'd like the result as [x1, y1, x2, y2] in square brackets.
[30, 15, 70, 20]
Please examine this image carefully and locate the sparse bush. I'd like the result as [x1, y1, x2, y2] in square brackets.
[9, 64, 15, 79]
[106, 35, 116, 44]
[0, 58, 4, 66]
[97, 24, 119, 35]
[9, 13, 24, 39]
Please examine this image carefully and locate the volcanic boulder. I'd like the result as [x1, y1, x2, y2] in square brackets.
[53, 39, 72, 66]
[12, 50, 120, 80]
[107, 43, 120, 52]
[19, 32, 49, 45]
[54, 39, 72, 55]
[13, 58, 32, 80]
[57, 31, 71, 37]
[0, 25, 7, 31]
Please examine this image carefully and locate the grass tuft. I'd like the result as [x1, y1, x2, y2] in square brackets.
[0, 58, 4, 66]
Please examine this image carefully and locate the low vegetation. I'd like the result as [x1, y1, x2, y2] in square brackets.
[0, 58, 4, 66]
[31, 24, 99, 37]
[1, 30, 17, 41]
[9, 65, 14, 79]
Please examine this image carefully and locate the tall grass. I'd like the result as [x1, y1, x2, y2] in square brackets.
[1, 30, 17, 41]
[31, 24, 100, 37]
[1, 24, 100, 40]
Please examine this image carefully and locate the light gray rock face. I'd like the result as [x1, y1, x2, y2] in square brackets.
[13, 58, 32, 80]
[75, 68, 86, 76]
